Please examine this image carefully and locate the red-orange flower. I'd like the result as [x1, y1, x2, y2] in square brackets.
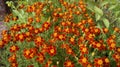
[28, 17, 33, 23]
[66, 47, 75, 56]
[28, 26, 35, 33]
[112, 53, 120, 62]
[27, 65, 34, 67]
[103, 28, 109, 33]
[36, 52, 45, 63]
[34, 36, 44, 47]
[58, 34, 66, 41]
[9, 45, 19, 53]
[108, 42, 116, 50]
[55, 26, 62, 32]
[103, 57, 110, 67]
[23, 48, 37, 59]
[79, 45, 88, 55]
[10, 62, 18, 67]
[8, 54, 16, 63]
[78, 56, 89, 66]
[42, 22, 51, 30]
[48, 45, 56, 56]
[2, 34, 11, 44]
[63, 27, 71, 34]
[94, 58, 103, 67]
[69, 37, 75, 45]
[35, 17, 40, 23]
[0, 40, 5, 48]
[64, 60, 74, 67]
[16, 33, 25, 41]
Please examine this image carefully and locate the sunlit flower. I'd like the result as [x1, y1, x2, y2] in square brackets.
[79, 56, 89, 66]
[9, 45, 19, 53]
[36, 52, 45, 63]
[10, 62, 18, 67]
[48, 45, 57, 56]
[23, 48, 37, 59]
[112, 53, 120, 62]
[64, 60, 74, 67]
[8, 54, 16, 63]
[79, 45, 88, 55]
[34, 36, 44, 47]
[94, 58, 103, 67]
[0, 40, 5, 48]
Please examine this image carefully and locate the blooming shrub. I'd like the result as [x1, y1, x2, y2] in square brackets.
[0, 0, 120, 67]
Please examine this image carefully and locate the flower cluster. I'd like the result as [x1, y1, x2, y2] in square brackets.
[1, 0, 120, 67]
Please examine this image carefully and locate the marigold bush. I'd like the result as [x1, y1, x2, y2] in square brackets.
[0, 0, 120, 67]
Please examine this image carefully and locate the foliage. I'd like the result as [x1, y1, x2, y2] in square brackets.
[0, 0, 120, 67]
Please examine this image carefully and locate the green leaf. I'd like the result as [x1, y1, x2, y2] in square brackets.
[94, 6, 103, 16]
[95, 14, 101, 21]
[103, 18, 110, 28]
[108, 4, 117, 10]
[101, 1, 109, 6]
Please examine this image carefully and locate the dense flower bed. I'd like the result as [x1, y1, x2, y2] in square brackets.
[0, 0, 120, 67]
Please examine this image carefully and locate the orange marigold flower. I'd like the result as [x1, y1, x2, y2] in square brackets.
[117, 62, 120, 67]
[28, 26, 35, 33]
[66, 47, 75, 56]
[58, 34, 66, 41]
[34, 36, 44, 47]
[39, 27, 45, 33]
[28, 17, 34, 23]
[27, 65, 34, 67]
[10, 45, 19, 53]
[35, 17, 40, 23]
[52, 32, 59, 39]
[79, 45, 88, 55]
[36, 52, 45, 63]
[78, 36, 85, 44]
[2, 34, 11, 44]
[61, 21, 67, 26]
[108, 42, 116, 50]
[42, 22, 51, 30]
[63, 27, 71, 34]
[112, 53, 120, 62]
[103, 28, 109, 33]
[116, 47, 120, 54]
[10, 62, 18, 67]
[49, 38, 56, 44]
[12, 16, 18, 21]
[61, 44, 69, 49]
[25, 31, 32, 37]
[34, 28, 39, 34]
[23, 48, 36, 59]
[106, 38, 115, 45]
[64, 60, 74, 67]
[44, 59, 52, 67]
[103, 57, 110, 67]
[17, 33, 25, 41]
[114, 27, 120, 33]
[41, 44, 48, 54]
[94, 58, 103, 67]
[93, 28, 101, 35]
[85, 33, 95, 41]
[83, 28, 89, 33]
[48, 45, 56, 56]
[0, 40, 5, 48]
[86, 63, 93, 67]
[8, 54, 16, 63]
[78, 56, 89, 66]
[69, 37, 75, 45]
[54, 26, 62, 32]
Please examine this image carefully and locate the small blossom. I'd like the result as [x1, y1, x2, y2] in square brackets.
[64, 60, 74, 67]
